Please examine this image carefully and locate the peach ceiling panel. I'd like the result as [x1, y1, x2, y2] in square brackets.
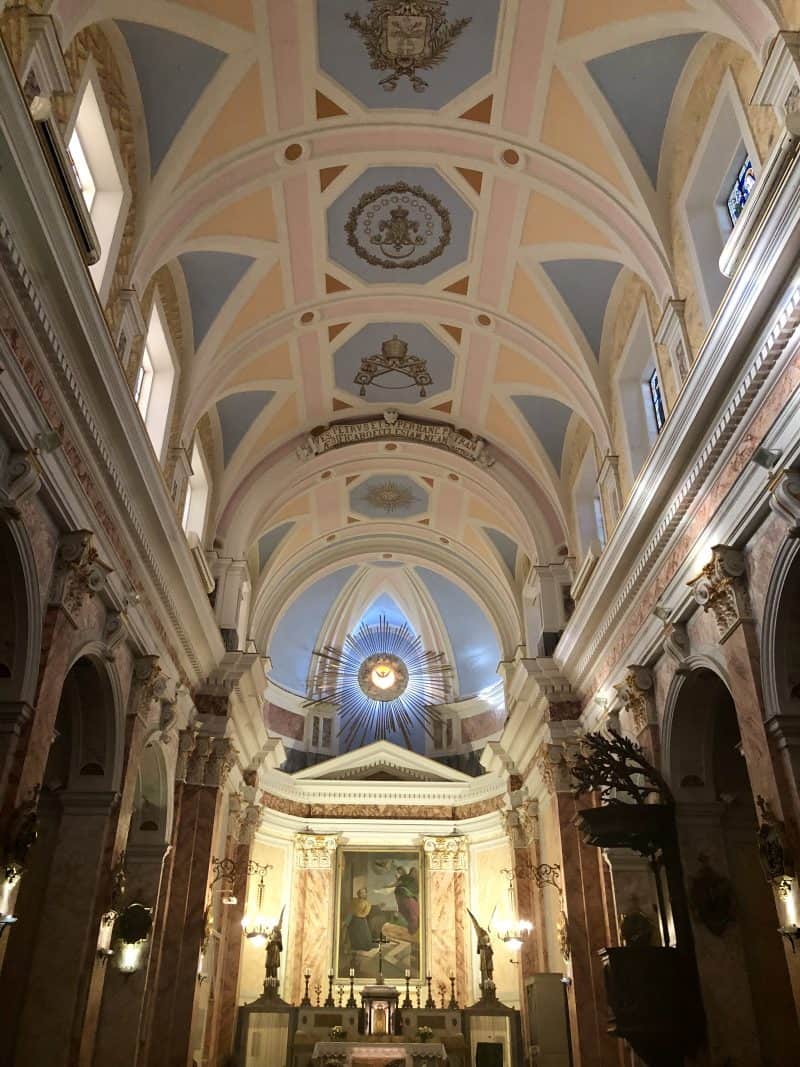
[183, 65, 267, 179]
[224, 342, 293, 390]
[221, 263, 284, 348]
[541, 70, 629, 197]
[508, 266, 578, 355]
[175, 0, 255, 31]
[521, 191, 615, 250]
[494, 345, 566, 396]
[271, 494, 311, 525]
[559, 0, 689, 40]
[191, 186, 278, 243]
[468, 496, 510, 528]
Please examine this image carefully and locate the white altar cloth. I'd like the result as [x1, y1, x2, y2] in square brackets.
[311, 1040, 446, 1065]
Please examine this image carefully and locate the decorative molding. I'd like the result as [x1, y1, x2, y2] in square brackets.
[769, 467, 800, 535]
[613, 665, 654, 734]
[295, 832, 338, 869]
[296, 409, 493, 467]
[655, 299, 692, 384]
[662, 621, 690, 665]
[571, 278, 800, 691]
[688, 545, 752, 642]
[51, 529, 112, 616]
[0, 448, 41, 517]
[423, 834, 467, 871]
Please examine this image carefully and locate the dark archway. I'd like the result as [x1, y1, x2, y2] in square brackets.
[667, 666, 800, 1065]
[0, 653, 121, 1067]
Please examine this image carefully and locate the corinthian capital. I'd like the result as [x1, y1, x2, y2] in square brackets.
[688, 545, 751, 641]
[614, 665, 654, 734]
[423, 835, 467, 871]
[295, 833, 338, 869]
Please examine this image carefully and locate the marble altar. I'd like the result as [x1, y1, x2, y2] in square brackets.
[311, 1041, 446, 1065]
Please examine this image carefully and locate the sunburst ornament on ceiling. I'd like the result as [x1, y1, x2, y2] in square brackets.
[361, 479, 419, 513]
[306, 615, 451, 749]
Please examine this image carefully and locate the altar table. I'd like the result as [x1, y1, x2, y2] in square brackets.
[311, 1040, 447, 1066]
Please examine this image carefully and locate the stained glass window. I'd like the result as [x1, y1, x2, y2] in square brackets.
[727, 157, 756, 226]
[648, 368, 666, 433]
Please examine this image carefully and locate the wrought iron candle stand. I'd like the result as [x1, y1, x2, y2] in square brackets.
[402, 973, 412, 1008]
[324, 971, 335, 1007]
[346, 971, 357, 1009]
[424, 974, 435, 1009]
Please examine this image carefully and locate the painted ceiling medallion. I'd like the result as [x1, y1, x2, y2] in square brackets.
[361, 479, 419, 513]
[345, 182, 451, 270]
[306, 615, 451, 749]
[345, 1, 472, 93]
[355, 334, 433, 397]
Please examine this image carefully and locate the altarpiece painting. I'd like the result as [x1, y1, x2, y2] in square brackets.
[335, 849, 423, 980]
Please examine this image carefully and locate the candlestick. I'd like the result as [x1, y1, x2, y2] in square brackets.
[425, 973, 435, 1009]
[314, 982, 321, 1007]
[402, 971, 412, 1008]
[346, 970, 357, 1008]
[324, 971, 335, 1007]
[448, 973, 457, 1010]
[301, 968, 311, 1006]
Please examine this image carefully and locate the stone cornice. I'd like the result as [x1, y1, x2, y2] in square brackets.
[0, 45, 224, 683]
[557, 207, 800, 696]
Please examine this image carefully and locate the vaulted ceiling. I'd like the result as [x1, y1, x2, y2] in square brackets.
[54, 0, 781, 700]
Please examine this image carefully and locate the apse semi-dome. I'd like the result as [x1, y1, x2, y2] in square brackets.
[267, 562, 501, 701]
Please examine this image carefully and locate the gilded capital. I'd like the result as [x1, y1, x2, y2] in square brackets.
[295, 833, 338, 869]
[614, 665, 654, 734]
[688, 545, 751, 641]
[423, 834, 467, 871]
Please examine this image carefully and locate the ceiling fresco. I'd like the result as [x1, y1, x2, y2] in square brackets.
[333, 322, 454, 404]
[48, 0, 784, 731]
[316, 0, 502, 110]
[327, 166, 473, 283]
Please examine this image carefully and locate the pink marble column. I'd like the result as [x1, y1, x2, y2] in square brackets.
[91, 843, 168, 1067]
[423, 836, 468, 1004]
[11, 790, 118, 1067]
[202, 803, 261, 1064]
[141, 733, 233, 1067]
[290, 833, 338, 1000]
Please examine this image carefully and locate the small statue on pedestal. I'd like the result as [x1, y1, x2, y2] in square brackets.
[467, 908, 496, 1001]
[263, 906, 285, 998]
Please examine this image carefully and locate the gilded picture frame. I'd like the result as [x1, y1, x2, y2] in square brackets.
[334, 847, 424, 981]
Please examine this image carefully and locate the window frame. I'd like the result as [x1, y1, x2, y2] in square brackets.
[615, 300, 666, 479]
[182, 438, 211, 541]
[65, 61, 132, 304]
[137, 294, 178, 461]
[677, 71, 759, 328]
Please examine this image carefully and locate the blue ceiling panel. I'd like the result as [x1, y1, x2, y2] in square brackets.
[588, 34, 701, 185]
[542, 259, 621, 358]
[216, 390, 274, 466]
[512, 394, 574, 474]
[484, 527, 518, 577]
[117, 21, 226, 173]
[415, 566, 500, 697]
[257, 522, 294, 572]
[269, 566, 358, 694]
[179, 251, 254, 348]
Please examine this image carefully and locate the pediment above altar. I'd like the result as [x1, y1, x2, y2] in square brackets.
[292, 741, 472, 784]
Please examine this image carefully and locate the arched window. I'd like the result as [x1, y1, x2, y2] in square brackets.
[134, 296, 177, 460]
[678, 71, 759, 326]
[616, 302, 665, 479]
[182, 439, 210, 541]
[66, 63, 131, 303]
[573, 446, 605, 559]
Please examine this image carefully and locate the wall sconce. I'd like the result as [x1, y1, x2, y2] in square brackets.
[112, 902, 153, 975]
[493, 869, 533, 951]
[210, 857, 239, 905]
[756, 795, 800, 950]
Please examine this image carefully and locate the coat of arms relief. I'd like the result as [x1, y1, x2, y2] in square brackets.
[345, 1, 472, 93]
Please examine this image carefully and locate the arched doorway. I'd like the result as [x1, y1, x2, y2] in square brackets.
[0, 519, 40, 804]
[763, 537, 800, 721]
[0, 653, 121, 1067]
[666, 666, 800, 1065]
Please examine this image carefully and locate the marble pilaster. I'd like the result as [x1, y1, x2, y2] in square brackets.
[92, 843, 169, 1067]
[11, 790, 118, 1067]
[424, 835, 467, 1003]
[288, 833, 337, 1002]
